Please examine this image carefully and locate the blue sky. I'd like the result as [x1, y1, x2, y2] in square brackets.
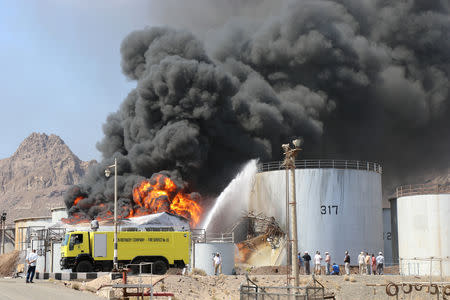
[0, 1, 157, 161]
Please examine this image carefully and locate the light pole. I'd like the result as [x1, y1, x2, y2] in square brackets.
[1, 212, 6, 255]
[282, 138, 302, 287]
[105, 158, 118, 271]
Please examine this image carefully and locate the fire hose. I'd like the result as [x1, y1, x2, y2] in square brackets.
[401, 283, 412, 294]
[386, 282, 399, 296]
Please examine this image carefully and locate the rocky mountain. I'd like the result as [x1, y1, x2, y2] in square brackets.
[0, 133, 96, 223]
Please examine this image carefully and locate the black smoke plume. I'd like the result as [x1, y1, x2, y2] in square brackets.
[65, 0, 450, 218]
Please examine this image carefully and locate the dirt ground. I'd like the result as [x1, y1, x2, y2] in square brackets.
[69, 271, 450, 300]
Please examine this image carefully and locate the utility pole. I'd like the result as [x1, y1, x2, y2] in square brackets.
[1, 212, 6, 255]
[282, 139, 302, 288]
[285, 166, 290, 286]
[105, 158, 118, 271]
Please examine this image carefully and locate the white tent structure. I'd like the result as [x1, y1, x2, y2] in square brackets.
[57, 212, 190, 232]
[121, 212, 190, 231]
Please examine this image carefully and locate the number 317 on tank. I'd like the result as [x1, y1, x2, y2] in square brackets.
[320, 205, 338, 215]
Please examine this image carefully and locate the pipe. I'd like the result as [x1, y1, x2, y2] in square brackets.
[113, 157, 118, 271]
[290, 165, 299, 287]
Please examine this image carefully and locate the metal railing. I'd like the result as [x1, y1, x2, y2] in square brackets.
[396, 183, 450, 197]
[191, 229, 234, 243]
[240, 274, 332, 300]
[399, 257, 450, 279]
[126, 261, 154, 275]
[258, 160, 382, 174]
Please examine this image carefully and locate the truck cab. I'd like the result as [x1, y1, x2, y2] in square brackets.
[60, 231, 92, 272]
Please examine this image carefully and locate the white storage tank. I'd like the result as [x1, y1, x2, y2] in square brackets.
[250, 160, 383, 265]
[396, 184, 450, 276]
[51, 207, 68, 223]
[191, 233, 236, 275]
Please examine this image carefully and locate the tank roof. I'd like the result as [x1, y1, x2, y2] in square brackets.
[396, 183, 450, 197]
[14, 216, 52, 223]
[258, 159, 382, 174]
[50, 207, 66, 211]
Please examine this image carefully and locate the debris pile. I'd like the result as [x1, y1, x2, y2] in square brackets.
[0, 251, 20, 277]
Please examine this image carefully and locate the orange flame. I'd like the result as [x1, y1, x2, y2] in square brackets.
[73, 196, 84, 206]
[64, 174, 202, 226]
[129, 174, 202, 226]
[61, 212, 86, 225]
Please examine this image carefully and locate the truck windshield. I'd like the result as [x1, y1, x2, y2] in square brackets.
[62, 234, 69, 246]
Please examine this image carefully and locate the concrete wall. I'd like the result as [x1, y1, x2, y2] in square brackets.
[397, 194, 450, 276]
[249, 168, 383, 265]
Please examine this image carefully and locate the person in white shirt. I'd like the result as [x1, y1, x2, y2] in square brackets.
[213, 253, 222, 275]
[376, 252, 385, 275]
[314, 251, 322, 275]
[358, 251, 365, 275]
[26, 249, 38, 283]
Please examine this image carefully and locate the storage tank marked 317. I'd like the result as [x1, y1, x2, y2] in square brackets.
[249, 160, 383, 264]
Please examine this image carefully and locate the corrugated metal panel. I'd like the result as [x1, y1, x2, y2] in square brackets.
[249, 168, 383, 266]
[397, 194, 450, 276]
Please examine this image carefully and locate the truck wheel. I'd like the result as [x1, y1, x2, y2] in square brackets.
[76, 260, 93, 272]
[153, 260, 167, 275]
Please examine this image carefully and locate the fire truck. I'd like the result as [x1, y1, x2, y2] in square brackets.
[60, 230, 190, 274]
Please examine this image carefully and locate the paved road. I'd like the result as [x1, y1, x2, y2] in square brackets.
[0, 278, 104, 300]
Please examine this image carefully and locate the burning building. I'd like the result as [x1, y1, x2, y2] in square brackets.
[64, 173, 202, 226]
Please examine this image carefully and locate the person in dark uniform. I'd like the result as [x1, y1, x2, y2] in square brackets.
[302, 251, 312, 275]
[344, 251, 351, 275]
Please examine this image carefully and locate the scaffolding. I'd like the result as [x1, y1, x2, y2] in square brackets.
[15, 226, 66, 272]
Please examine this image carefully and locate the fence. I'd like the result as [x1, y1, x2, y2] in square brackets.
[399, 257, 450, 279]
[258, 160, 382, 174]
[396, 184, 450, 197]
[240, 274, 333, 300]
